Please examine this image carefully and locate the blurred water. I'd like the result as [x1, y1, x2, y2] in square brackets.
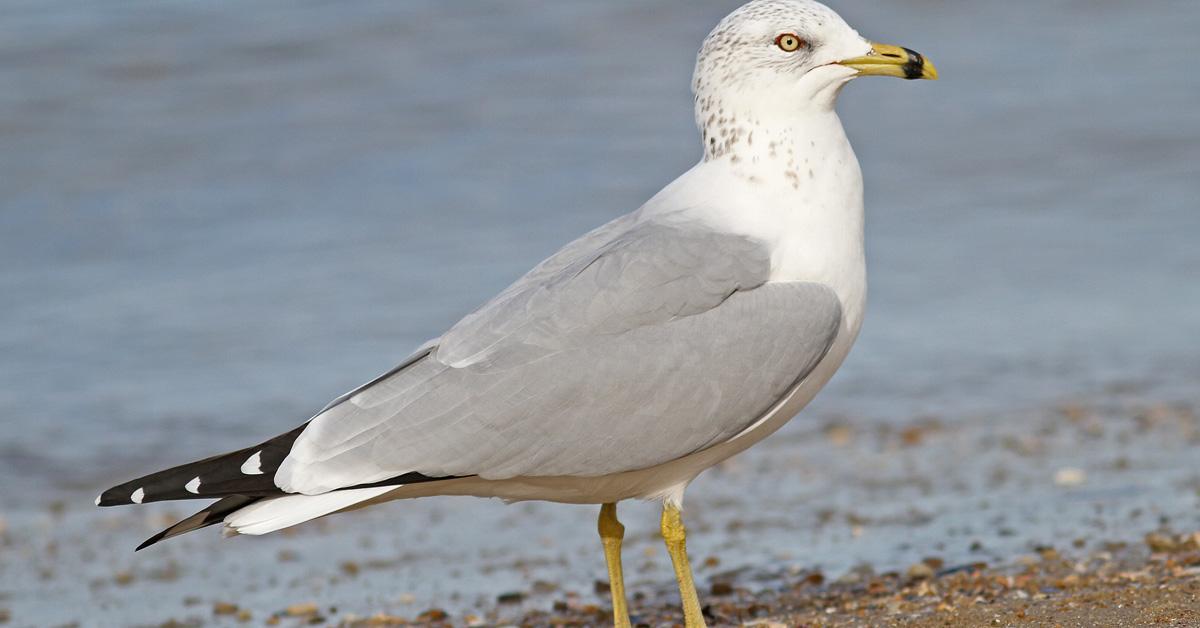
[0, 0, 1199, 623]
[2, 0, 1198, 501]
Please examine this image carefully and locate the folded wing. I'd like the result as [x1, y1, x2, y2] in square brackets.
[277, 218, 842, 494]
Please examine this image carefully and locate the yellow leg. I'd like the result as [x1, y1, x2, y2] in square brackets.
[661, 504, 706, 628]
[598, 502, 632, 628]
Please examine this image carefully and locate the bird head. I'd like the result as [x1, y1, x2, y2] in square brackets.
[693, 0, 936, 118]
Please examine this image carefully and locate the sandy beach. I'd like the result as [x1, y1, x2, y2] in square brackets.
[4, 387, 1197, 626]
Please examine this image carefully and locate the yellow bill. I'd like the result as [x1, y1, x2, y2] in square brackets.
[837, 42, 938, 80]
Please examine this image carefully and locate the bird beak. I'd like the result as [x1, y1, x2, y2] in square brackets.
[836, 42, 938, 80]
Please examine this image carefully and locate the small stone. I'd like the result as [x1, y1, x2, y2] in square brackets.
[531, 579, 558, 594]
[496, 591, 526, 605]
[906, 562, 934, 580]
[900, 425, 925, 446]
[416, 608, 448, 622]
[1053, 467, 1086, 487]
[593, 580, 611, 595]
[710, 581, 735, 596]
[365, 614, 407, 626]
[1016, 555, 1041, 568]
[1145, 532, 1179, 553]
[340, 561, 360, 576]
[213, 602, 239, 615]
[285, 603, 319, 617]
[113, 571, 134, 586]
[236, 609, 252, 622]
[824, 422, 854, 446]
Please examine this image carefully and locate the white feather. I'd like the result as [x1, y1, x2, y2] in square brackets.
[224, 486, 395, 536]
[185, 476, 202, 494]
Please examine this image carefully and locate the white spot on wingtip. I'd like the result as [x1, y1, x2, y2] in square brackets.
[241, 451, 264, 475]
[131, 487, 145, 504]
[185, 476, 202, 494]
[94, 494, 102, 506]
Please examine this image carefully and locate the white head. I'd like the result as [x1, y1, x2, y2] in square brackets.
[693, 0, 935, 143]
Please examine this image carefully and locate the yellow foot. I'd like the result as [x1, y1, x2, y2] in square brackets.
[598, 502, 632, 628]
[661, 504, 706, 628]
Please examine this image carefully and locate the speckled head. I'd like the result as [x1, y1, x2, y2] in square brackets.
[693, 0, 936, 131]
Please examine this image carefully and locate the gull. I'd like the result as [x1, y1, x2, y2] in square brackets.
[96, 1, 935, 625]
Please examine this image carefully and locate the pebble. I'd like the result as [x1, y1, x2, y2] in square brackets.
[906, 562, 934, 580]
[1146, 532, 1178, 553]
[710, 581, 735, 596]
[361, 613, 407, 626]
[1053, 467, 1087, 486]
[416, 608, 448, 622]
[285, 603, 319, 616]
[824, 423, 854, 446]
[531, 579, 558, 594]
[496, 591, 526, 604]
[212, 602, 239, 615]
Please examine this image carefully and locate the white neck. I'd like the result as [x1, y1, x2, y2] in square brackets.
[646, 103, 867, 329]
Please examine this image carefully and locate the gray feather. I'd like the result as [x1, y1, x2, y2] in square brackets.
[276, 217, 841, 494]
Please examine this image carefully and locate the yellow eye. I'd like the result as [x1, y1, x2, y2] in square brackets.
[774, 33, 805, 52]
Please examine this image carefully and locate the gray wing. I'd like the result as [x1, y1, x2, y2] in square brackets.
[276, 218, 842, 494]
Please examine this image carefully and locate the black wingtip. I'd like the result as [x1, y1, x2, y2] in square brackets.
[135, 530, 169, 552]
[132, 495, 262, 551]
[95, 487, 125, 507]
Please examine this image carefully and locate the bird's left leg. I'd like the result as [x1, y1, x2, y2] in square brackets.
[598, 502, 632, 628]
[661, 503, 706, 628]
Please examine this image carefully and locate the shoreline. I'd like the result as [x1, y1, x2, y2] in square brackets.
[3, 391, 1198, 626]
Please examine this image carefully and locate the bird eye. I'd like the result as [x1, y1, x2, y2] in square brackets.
[774, 33, 805, 52]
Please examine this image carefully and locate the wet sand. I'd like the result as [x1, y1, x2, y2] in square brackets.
[4, 388, 1197, 626]
[492, 537, 1200, 628]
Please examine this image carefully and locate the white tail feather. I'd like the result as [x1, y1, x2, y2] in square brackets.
[224, 486, 395, 536]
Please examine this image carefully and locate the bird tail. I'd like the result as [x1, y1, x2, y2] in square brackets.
[222, 486, 396, 536]
[134, 486, 396, 550]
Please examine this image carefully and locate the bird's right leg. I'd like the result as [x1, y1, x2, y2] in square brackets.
[598, 502, 632, 628]
[661, 503, 706, 628]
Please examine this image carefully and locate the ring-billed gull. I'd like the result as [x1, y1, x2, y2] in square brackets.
[96, 1, 935, 625]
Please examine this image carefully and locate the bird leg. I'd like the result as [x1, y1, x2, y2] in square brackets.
[598, 502, 632, 628]
[661, 503, 706, 628]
